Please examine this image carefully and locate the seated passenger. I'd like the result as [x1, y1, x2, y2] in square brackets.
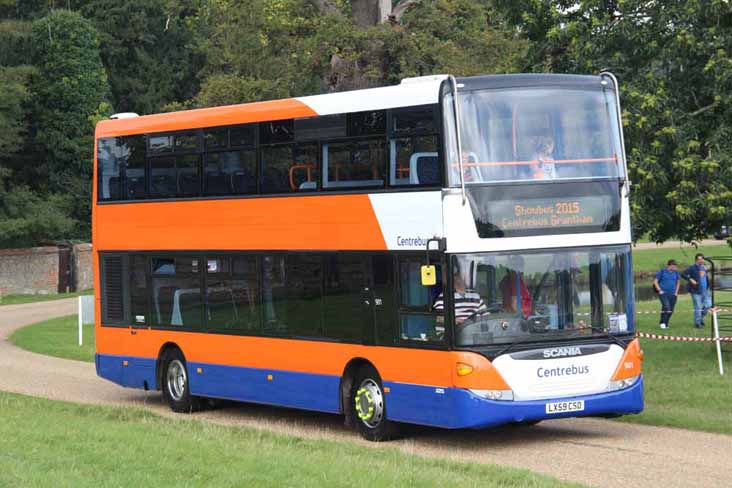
[531, 136, 557, 180]
[499, 255, 534, 318]
[433, 271, 486, 324]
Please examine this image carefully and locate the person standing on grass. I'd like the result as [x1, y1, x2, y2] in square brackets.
[653, 259, 680, 329]
[681, 253, 712, 328]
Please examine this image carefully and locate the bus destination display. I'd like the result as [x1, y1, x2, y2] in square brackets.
[490, 196, 612, 231]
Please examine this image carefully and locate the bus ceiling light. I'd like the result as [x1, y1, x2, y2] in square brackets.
[607, 375, 639, 392]
[456, 362, 473, 376]
[470, 389, 514, 401]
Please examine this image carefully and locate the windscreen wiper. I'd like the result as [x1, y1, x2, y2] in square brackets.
[494, 338, 532, 358]
[584, 326, 627, 347]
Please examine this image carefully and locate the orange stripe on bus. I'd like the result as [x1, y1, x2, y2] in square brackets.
[95, 99, 318, 138]
[95, 325, 504, 389]
[94, 195, 387, 251]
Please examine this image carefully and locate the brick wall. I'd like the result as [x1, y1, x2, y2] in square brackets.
[0, 244, 93, 296]
[73, 243, 94, 291]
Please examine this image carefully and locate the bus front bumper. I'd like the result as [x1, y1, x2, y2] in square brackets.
[453, 375, 644, 429]
[385, 375, 644, 429]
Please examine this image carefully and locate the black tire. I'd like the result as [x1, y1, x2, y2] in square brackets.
[351, 365, 399, 442]
[161, 349, 202, 413]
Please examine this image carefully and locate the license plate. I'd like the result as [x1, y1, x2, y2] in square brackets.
[545, 400, 585, 414]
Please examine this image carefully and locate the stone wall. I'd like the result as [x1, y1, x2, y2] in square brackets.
[0, 244, 93, 296]
[73, 243, 94, 291]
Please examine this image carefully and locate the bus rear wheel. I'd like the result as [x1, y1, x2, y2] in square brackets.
[161, 350, 201, 413]
[351, 365, 399, 442]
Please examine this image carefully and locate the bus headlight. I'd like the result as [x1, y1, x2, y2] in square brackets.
[470, 389, 514, 401]
[607, 375, 639, 392]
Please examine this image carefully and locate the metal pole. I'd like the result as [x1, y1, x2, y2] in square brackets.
[78, 296, 83, 346]
[713, 308, 724, 376]
[600, 72, 627, 174]
[448, 75, 466, 205]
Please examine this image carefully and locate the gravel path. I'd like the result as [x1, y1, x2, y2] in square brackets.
[2, 299, 732, 488]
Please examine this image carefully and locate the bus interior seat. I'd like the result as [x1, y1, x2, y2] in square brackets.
[205, 174, 230, 195]
[157, 286, 177, 324]
[233, 170, 255, 194]
[262, 166, 288, 193]
[126, 177, 145, 198]
[108, 177, 120, 198]
[409, 152, 438, 184]
[299, 181, 317, 190]
[178, 174, 199, 195]
[410, 152, 439, 185]
[179, 292, 202, 326]
[152, 176, 176, 196]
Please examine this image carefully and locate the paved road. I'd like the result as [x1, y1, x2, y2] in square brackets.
[2, 299, 732, 488]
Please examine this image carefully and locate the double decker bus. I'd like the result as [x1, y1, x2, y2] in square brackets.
[93, 73, 643, 441]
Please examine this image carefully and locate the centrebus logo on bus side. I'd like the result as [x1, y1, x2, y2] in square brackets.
[543, 346, 583, 358]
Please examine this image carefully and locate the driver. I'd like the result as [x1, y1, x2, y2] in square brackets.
[433, 271, 486, 325]
[499, 255, 533, 318]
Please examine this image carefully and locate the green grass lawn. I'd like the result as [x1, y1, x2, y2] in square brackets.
[0, 289, 93, 306]
[631, 244, 729, 274]
[9, 315, 95, 362]
[625, 295, 732, 434]
[0, 392, 575, 488]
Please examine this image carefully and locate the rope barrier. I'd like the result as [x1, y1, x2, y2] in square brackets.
[636, 332, 732, 342]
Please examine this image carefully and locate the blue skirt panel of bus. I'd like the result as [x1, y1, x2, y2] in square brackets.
[186, 361, 341, 414]
[96, 353, 643, 428]
[96, 354, 158, 390]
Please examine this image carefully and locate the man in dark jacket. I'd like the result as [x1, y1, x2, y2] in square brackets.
[653, 259, 680, 329]
[681, 253, 712, 328]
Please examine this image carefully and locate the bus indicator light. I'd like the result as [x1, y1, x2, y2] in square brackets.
[456, 363, 473, 376]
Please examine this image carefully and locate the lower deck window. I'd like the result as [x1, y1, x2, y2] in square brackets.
[151, 257, 202, 327]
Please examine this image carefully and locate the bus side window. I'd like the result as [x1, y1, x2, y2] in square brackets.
[151, 257, 203, 328]
[389, 105, 440, 187]
[206, 256, 260, 332]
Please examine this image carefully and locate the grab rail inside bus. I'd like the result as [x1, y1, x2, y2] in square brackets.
[289, 163, 315, 191]
[451, 156, 618, 168]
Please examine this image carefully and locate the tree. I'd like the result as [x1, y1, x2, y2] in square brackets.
[30, 9, 110, 239]
[188, 0, 526, 108]
[80, 0, 204, 115]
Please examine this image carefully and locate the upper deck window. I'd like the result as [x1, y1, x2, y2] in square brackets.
[444, 87, 624, 186]
[389, 106, 440, 187]
[97, 135, 146, 201]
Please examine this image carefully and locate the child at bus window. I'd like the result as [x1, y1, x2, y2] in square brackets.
[531, 136, 557, 180]
[433, 271, 486, 325]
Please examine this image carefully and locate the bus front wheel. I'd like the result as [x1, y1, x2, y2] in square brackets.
[351, 365, 399, 441]
[161, 350, 201, 413]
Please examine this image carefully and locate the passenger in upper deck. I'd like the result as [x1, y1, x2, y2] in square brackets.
[531, 136, 557, 180]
